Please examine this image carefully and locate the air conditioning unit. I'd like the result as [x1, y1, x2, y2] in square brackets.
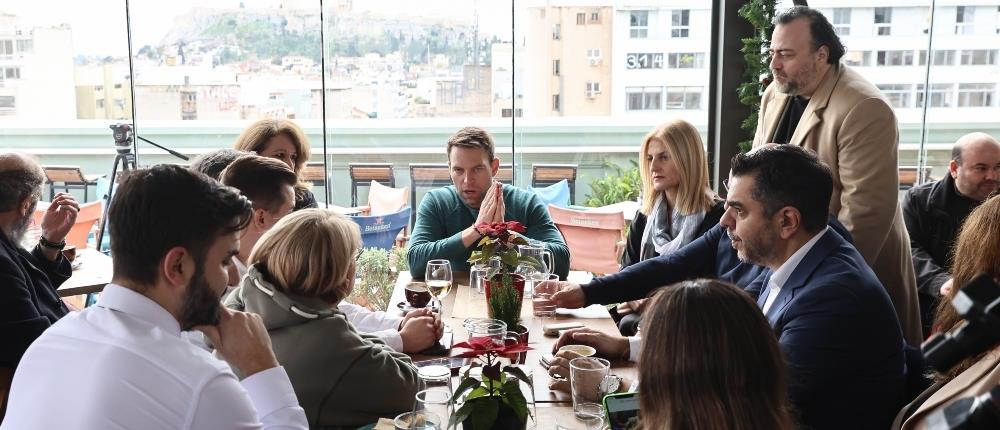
[586, 90, 598, 98]
[589, 58, 601, 66]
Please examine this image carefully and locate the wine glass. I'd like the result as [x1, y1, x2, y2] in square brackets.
[413, 389, 452, 430]
[424, 259, 453, 316]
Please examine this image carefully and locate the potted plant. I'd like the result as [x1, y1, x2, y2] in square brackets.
[468, 221, 538, 343]
[347, 247, 395, 311]
[450, 337, 533, 430]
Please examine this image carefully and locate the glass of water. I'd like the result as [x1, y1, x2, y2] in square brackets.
[470, 263, 488, 295]
[532, 273, 560, 317]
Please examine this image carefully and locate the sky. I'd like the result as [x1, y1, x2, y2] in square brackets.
[1, 0, 516, 57]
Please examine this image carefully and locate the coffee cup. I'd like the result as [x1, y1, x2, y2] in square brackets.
[62, 245, 77, 262]
[404, 282, 432, 308]
[559, 344, 597, 358]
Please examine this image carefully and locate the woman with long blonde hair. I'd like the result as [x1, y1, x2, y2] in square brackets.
[639, 279, 795, 430]
[616, 119, 724, 334]
[233, 118, 317, 211]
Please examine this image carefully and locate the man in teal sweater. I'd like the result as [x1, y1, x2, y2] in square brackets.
[408, 127, 570, 279]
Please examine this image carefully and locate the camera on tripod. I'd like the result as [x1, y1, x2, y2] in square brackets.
[921, 274, 1000, 429]
[110, 123, 134, 154]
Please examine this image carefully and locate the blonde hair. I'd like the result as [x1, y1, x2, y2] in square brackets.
[932, 193, 1000, 380]
[639, 119, 715, 215]
[233, 119, 312, 191]
[248, 209, 361, 303]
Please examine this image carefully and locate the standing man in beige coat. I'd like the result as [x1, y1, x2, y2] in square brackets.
[753, 6, 921, 345]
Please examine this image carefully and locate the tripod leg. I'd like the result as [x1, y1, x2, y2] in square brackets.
[95, 156, 123, 253]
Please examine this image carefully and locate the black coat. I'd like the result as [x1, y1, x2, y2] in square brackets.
[901, 175, 980, 322]
[620, 199, 725, 268]
[0, 233, 70, 368]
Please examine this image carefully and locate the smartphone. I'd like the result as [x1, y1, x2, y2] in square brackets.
[539, 353, 555, 369]
[603, 392, 640, 430]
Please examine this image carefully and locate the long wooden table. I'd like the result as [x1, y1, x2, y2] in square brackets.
[390, 271, 636, 405]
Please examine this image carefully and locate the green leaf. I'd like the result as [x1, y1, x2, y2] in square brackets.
[467, 397, 500, 430]
[450, 400, 476, 430]
[500, 379, 530, 422]
[451, 377, 482, 404]
[502, 366, 534, 389]
[466, 386, 491, 401]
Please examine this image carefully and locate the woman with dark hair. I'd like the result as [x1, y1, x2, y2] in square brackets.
[637, 279, 795, 430]
[233, 119, 318, 210]
[897, 194, 1000, 429]
[615, 119, 724, 335]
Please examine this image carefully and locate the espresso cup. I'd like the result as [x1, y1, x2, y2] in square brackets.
[404, 282, 432, 308]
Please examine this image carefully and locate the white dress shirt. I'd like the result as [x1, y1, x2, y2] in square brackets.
[0, 284, 308, 430]
[760, 227, 829, 314]
[233, 256, 404, 351]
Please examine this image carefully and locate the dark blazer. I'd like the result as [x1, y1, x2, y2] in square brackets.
[758, 229, 905, 430]
[583, 223, 766, 305]
[582, 216, 853, 305]
[0, 234, 70, 368]
[620, 199, 725, 268]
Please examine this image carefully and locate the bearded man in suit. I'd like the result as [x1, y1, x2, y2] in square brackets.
[752, 6, 921, 345]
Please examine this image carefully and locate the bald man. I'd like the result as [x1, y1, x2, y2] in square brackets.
[0, 153, 78, 415]
[903, 133, 1000, 336]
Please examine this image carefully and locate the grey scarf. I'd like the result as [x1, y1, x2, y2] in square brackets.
[639, 194, 706, 260]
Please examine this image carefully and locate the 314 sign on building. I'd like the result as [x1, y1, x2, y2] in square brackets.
[626, 53, 664, 69]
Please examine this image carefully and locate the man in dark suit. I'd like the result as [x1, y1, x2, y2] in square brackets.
[547, 145, 905, 430]
[0, 153, 78, 418]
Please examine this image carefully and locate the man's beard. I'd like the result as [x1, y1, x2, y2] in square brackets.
[771, 62, 817, 96]
[179, 265, 222, 330]
[730, 223, 777, 266]
[7, 200, 36, 246]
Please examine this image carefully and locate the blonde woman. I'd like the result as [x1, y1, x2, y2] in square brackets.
[616, 119, 724, 335]
[224, 209, 420, 428]
[233, 119, 318, 211]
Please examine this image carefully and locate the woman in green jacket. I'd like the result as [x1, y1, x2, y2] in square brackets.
[225, 208, 420, 428]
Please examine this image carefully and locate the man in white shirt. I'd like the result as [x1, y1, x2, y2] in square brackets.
[218, 155, 442, 352]
[546, 145, 906, 430]
[1, 165, 308, 430]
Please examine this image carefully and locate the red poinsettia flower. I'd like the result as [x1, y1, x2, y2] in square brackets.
[504, 221, 527, 234]
[452, 336, 532, 358]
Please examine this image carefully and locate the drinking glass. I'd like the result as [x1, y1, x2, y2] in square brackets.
[569, 357, 611, 418]
[413, 389, 452, 430]
[555, 406, 605, 430]
[417, 363, 453, 395]
[393, 410, 442, 430]
[532, 273, 561, 318]
[424, 259, 452, 318]
[469, 263, 488, 295]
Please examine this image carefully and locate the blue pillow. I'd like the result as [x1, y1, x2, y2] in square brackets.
[530, 179, 571, 208]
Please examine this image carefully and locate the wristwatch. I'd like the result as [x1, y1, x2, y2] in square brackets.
[600, 374, 623, 394]
[38, 235, 66, 251]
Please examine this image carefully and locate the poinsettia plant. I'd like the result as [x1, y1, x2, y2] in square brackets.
[469, 221, 540, 276]
[450, 337, 533, 430]
[468, 221, 540, 329]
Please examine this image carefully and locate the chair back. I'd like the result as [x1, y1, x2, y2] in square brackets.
[351, 207, 411, 250]
[368, 181, 409, 216]
[68, 201, 102, 249]
[532, 164, 578, 204]
[548, 204, 625, 275]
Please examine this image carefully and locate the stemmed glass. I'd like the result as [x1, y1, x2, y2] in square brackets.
[425, 259, 453, 327]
